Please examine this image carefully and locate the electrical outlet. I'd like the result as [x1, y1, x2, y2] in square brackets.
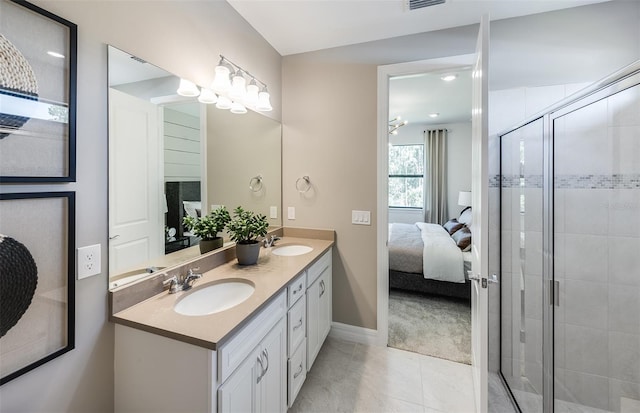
[288, 206, 295, 220]
[77, 244, 101, 279]
[270, 206, 278, 219]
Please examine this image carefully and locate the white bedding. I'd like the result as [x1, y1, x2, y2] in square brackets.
[415, 222, 465, 283]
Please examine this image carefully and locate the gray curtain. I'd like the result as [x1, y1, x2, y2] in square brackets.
[425, 129, 448, 224]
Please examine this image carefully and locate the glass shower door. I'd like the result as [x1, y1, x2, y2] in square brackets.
[501, 117, 545, 412]
[553, 82, 640, 413]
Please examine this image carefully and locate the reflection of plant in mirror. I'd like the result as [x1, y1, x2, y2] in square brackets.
[227, 206, 268, 244]
[183, 206, 230, 240]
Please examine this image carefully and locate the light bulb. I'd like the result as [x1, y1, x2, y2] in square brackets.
[244, 79, 259, 107]
[229, 70, 247, 101]
[256, 87, 272, 112]
[198, 88, 217, 104]
[216, 95, 232, 110]
[177, 78, 200, 97]
[212, 60, 231, 93]
[230, 101, 247, 114]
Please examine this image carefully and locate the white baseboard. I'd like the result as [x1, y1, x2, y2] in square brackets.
[329, 322, 380, 345]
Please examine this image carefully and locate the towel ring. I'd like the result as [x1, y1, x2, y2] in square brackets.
[249, 175, 263, 192]
[296, 176, 311, 193]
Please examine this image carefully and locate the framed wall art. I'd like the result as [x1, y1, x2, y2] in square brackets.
[0, 0, 77, 182]
[0, 191, 75, 385]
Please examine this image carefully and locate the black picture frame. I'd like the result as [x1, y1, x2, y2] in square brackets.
[0, 191, 75, 385]
[0, 0, 77, 182]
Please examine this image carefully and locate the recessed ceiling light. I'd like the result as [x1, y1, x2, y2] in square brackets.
[47, 51, 65, 59]
[440, 74, 457, 82]
[429, 113, 439, 118]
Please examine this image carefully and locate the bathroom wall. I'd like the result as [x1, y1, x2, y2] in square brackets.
[0, 1, 281, 412]
[283, 1, 640, 330]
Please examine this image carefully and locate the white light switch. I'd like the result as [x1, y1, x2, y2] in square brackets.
[351, 210, 371, 225]
[288, 207, 296, 220]
[77, 244, 101, 279]
[270, 206, 278, 219]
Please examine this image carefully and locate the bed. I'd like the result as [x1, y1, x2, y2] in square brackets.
[388, 208, 472, 300]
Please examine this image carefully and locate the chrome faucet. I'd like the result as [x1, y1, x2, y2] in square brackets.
[163, 268, 202, 294]
[263, 235, 281, 248]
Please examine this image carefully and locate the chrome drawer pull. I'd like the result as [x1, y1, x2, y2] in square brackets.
[293, 318, 303, 330]
[293, 363, 303, 379]
[293, 284, 303, 295]
[319, 280, 325, 297]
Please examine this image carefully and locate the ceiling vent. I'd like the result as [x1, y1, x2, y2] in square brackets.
[406, 0, 445, 11]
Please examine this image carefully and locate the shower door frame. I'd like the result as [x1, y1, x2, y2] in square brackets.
[498, 60, 640, 413]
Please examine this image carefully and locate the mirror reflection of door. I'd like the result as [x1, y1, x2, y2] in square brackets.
[108, 88, 163, 275]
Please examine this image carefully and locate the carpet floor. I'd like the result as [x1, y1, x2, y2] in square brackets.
[388, 288, 472, 364]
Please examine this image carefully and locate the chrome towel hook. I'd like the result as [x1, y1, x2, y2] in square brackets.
[296, 176, 311, 193]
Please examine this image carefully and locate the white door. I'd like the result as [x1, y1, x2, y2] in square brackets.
[470, 15, 489, 413]
[108, 88, 163, 274]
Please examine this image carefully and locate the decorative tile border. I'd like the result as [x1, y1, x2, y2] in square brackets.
[494, 174, 640, 189]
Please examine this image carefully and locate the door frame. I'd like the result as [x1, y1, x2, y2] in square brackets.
[376, 53, 476, 346]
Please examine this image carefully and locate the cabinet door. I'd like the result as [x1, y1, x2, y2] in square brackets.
[306, 276, 321, 371]
[257, 318, 287, 413]
[218, 347, 259, 413]
[318, 266, 332, 343]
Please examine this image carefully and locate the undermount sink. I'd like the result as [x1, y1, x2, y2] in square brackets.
[271, 245, 313, 257]
[174, 279, 255, 316]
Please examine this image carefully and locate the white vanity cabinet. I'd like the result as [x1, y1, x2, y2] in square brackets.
[115, 291, 287, 413]
[286, 274, 307, 407]
[306, 249, 332, 371]
[219, 318, 286, 413]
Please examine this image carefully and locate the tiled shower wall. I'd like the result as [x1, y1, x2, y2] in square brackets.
[553, 84, 640, 412]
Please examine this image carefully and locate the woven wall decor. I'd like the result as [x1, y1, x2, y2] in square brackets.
[0, 234, 38, 338]
[0, 34, 39, 139]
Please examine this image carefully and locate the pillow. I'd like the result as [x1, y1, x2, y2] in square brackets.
[451, 226, 472, 251]
[182, 201, 202, 219]
[443, 219, 464, 235]
[459, 207, 472, 226]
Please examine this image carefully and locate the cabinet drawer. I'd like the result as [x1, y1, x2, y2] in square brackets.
[218, 292, 286, 383]
[287, 296, 306, 357]
[287, 338, 306, 408]
[287, 273, 306, 308]
[306, 248, 332, 286]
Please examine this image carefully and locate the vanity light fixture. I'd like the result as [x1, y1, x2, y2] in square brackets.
[176, 55, 272, 114]
[388, 116, 408, 135]
[429, 113, 439, 118]
[229, 69, 247, 101]
[216, 95, 233, 110]
[245, 79, 260, 107]
[177, 78, 200, 97]
[198, 87, 218, 104]
[441, 74, 457, 82]
[230, 101, 247, 114]
[212, 57, 233, 93]
[256, 86, 273, 112]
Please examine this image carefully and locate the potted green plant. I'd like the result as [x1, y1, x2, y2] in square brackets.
[183, 206, 231, 254]
[227, 206, 269, 265]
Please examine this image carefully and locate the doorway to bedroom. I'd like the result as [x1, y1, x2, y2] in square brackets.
[384, 59, 474, 365]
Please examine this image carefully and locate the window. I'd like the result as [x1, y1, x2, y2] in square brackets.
[388, 144, 424, 208]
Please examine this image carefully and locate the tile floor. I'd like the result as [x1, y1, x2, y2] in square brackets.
[290, 336, 478, 413]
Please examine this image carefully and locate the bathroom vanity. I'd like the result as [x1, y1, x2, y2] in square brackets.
[111, 232, 333, 413]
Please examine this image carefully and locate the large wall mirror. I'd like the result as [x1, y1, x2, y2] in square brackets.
[107, 45, 282, 289]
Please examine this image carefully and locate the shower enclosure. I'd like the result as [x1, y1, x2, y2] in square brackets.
[500, 61, 640, 412]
